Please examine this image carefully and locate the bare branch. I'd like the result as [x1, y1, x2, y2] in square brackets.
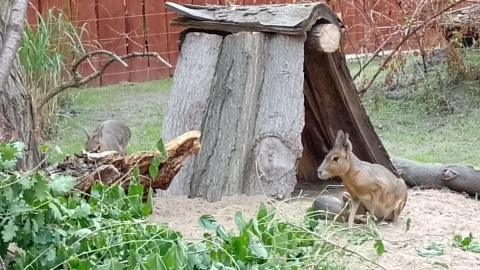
[36, 50, 172, 111]
[357, 0, 468, 97]
[0, 0, 29, 93]
[352, 31, 399, 80]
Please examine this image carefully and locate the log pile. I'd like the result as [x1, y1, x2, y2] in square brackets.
[45, 131, 201, 200]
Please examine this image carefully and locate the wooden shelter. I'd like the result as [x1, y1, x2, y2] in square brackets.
[159, 2, 397, 203]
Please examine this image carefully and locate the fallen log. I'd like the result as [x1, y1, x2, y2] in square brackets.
[45, 131, 201, 200]
[392, 156, 480, 197]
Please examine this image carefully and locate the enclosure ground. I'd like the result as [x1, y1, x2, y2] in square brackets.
[151, 190, 480, 269]
[46, 58, 480, 269]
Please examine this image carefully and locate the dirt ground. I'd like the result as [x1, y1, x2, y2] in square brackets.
[151, 188, 480, 270]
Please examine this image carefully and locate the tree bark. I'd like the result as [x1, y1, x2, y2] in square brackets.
[0, 0, 28, 93]
[158, 32, 223, 197]
[0, 0, 42, 169]
[186, 32, 305, 202]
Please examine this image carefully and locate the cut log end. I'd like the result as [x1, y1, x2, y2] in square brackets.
[305, 23, 341, 53]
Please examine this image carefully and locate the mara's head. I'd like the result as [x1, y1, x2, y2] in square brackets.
[317, 130, 353, 180]
[83, 126, 103, 153]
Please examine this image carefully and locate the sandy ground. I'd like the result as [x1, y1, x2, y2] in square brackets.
[151, 188, 480, 270]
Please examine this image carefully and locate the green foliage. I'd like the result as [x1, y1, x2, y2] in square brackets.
[194, 203, 322, 269]
[0, 141, 187, 269]
[417, 243, 444, 258]
[0, 141, 362, 270]
[453, 233, 480, 253]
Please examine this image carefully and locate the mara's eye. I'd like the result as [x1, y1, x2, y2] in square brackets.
[333, 156, 339, 162]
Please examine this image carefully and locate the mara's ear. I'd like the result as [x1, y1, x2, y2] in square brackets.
[334, 130, 344, 146]
[97, 125, 104, 139]
[82, 128, 91, 140]
[342, 132, 352, 153]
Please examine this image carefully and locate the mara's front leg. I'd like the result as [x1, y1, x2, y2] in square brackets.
[348, 199, 361, 228]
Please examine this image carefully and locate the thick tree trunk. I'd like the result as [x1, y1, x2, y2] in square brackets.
[0, 1, 42, 169]
[157, 32, 223, 197]
[183, 32, 305, 202]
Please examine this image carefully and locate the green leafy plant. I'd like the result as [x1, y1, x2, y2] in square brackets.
[195, 203, 320, 269]
[0, 141, 189, 269]
[453, 233, 480, 253]
[417, 242, 445, 258]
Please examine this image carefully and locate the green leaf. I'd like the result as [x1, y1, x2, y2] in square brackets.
[231, 236, 248, 261]
[45, 248, 56, 262]
[75, 228, 92, 238]
[467, 241, 480, 253]
[76, 259, 92, 270]
[0, 142, 24, 170]
[250, 243, 268, 259]
[133, 165, 140, 180]
[156, 137, 168, 161]
[2, 218, 18, 242]
[417, 243, 444, 258]
[405, 217, 411, 232]
[374, 239, 385, 255]
[99, 258, 125, 270]
[257, 203, 268, 222]
[49, 202, 64, 220]
[39, 144, 49, 153]
[9, 201, 33, 214]
[452, 234, 480, 253]
[198, 215, 219, 231]
[127, 182, 144, 210]
[162, 246, 178, 268]
[149, 155, 160, 180]
[48, 174, 76, 196]
[18, 174, 34, 190]
[234, 211, 247, 232]
[141, 187, 154, 217]
[32, 173, 50, 201]
[72, 201, 92, 218]
[146, 253, 166, 270]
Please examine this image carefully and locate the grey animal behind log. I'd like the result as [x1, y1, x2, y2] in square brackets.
[312, 190, 367, 223]
[83, 119, 132, 156]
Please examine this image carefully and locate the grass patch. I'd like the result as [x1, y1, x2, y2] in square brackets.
[351, 48, 480, 166]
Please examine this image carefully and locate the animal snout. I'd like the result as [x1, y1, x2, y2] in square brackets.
[317, 169, 327, 180]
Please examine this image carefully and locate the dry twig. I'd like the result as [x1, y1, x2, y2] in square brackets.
[36, 50, 172, 110]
